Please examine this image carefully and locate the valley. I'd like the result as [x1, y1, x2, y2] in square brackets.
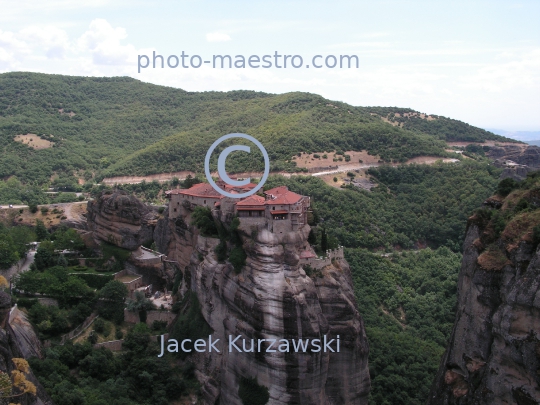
[1, 72, 540, 405]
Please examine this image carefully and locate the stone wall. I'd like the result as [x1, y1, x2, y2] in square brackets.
[93, 333, 169, 352]
[299, 247, 345, 270]
[124, 309, 176, 326]
[37, 298, 58, 307]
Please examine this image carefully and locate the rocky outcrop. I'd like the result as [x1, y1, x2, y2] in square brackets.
[86, 191, 158, 250]
[8, 307, 43, 360]
[487, 144, 540, 170]
[0, 293, 52, 405]
[163, 210, 370, 404]
[154, 208, 197, 270]
[428, 203, 540, 403]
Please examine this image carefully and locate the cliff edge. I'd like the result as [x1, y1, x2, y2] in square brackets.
[428, 172, 540, 404]
[159, 203, 371, 404]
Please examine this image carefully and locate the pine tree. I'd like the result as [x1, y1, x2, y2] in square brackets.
[321, 228, 328, 254]
[35, 220, 48, 241]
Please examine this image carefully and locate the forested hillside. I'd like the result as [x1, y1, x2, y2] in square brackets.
[0, 71, 521, 405]
[264, 160, 502, 404]
[0, 72, 514, 186]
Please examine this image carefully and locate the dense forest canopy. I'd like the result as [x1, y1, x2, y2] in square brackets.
[0, 72, 515, 185]
[0, 71, 526, 405]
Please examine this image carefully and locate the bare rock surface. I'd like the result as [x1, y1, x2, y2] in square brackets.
[0, 293, 52, 404]
[428, 219, 540, 403]
[86, 191, 157, 250]
[165, 216, 370, 404]
[9, 307, 43, 360]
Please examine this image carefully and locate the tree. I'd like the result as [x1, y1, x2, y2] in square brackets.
[122, 322, 151, 353]
[497, 178, 519, 196]
[35, 220, 48, 241]
[126, 291, 156, 323]
[321, 228, 328, 253]
[308, 229, 317, 245]
[238, 377, 269, 405]
[97, 281, 128, 323]
[0, 236, 19, 270]
[51, 227, 85, 251]
[34, 241, 56, 270]
[191, 206, 218, 237]
[0, 358, 37, 402]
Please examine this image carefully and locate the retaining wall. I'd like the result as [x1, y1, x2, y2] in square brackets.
[124, 309, 176, 326]
[299, 246, 345, 270]
[93, 333, 169, 352]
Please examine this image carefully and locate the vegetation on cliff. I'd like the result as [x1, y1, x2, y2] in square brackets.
[265, 160, 500, 251]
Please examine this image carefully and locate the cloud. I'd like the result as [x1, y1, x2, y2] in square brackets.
[78, 19, 137, 65]
[206, 32, 231, 43]
[460, 48, 540, 92]
[19, 26, 70, 59]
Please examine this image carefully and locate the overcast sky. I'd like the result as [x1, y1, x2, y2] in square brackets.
[1, 0, 539, 132]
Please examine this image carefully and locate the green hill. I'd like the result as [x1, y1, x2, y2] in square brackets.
[0, 72, 516, 185]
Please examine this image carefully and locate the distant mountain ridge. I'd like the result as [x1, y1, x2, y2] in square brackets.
[0, 72, 517, 185]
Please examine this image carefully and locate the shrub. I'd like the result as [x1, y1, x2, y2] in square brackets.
[102, 322, 112, 337]
[152, 320, 168, 332]
[115, 330, 124, 340]
[229, 246, 247, 274]
[515, 198, 529, 213]
[238, 377, 270, 405]
[94, 318, 105, 334]
[333, 177, 338, 182]
[497, 178, 519, 196]
[29, 204, 38, 214]
[215, 240, 227, 263]
[41, 207, 49, 215]
[16, 298, 38, 309]
[191, 206, 218, 237]
[87, 331, 97, 344]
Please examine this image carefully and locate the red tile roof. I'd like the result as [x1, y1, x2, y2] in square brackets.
[235, 195, 265, 206]
[270, 210, 289, 215]
[264, 186, 303, 205]
[166, 181, 257, 199]
[235, 195, 266, 210]
[264, 186, 289, 196]
[176, 183, 224, 199]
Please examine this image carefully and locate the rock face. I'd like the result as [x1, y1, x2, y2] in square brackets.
[154, 208, 197, 270]
[87, 191, 158, 250]
[161, 210, 371, 404]
[487, 144, 540, 170]
[428, 210, 540, 403]
[0, 293, 52, 405]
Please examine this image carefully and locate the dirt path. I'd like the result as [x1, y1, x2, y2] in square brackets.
[98, 153, 462, 186]
[2, 250, 36, 282]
